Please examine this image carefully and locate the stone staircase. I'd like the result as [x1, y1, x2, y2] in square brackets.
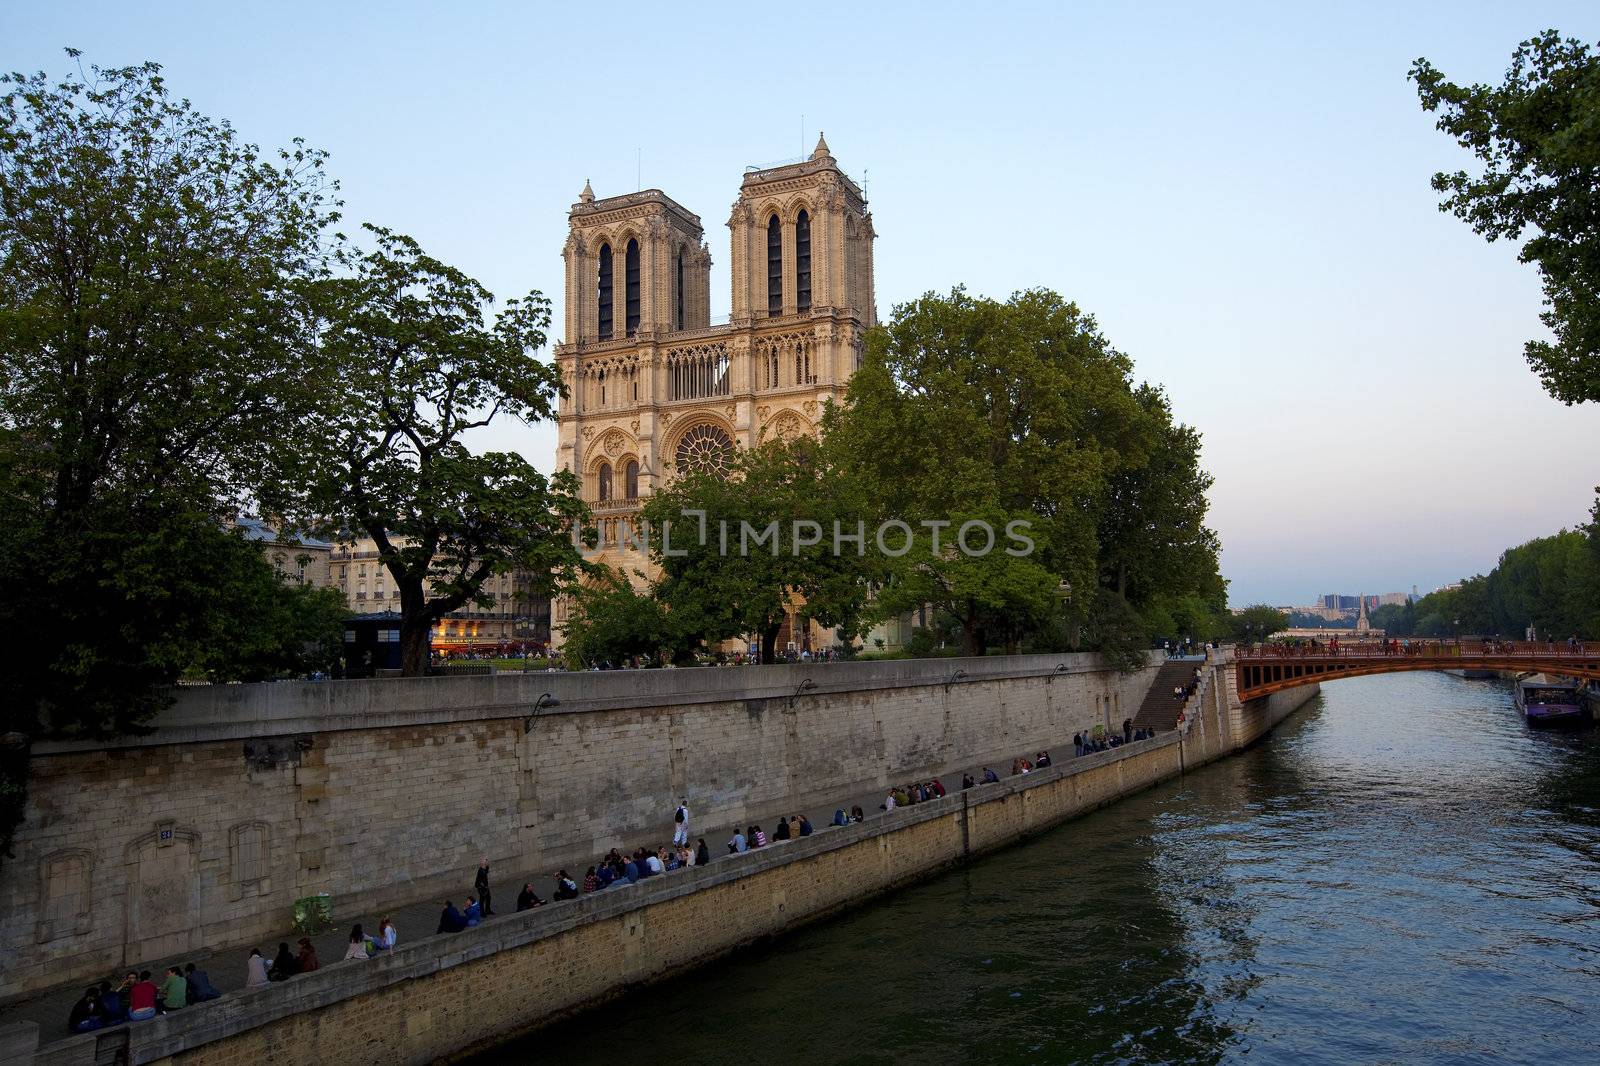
[1132, 657, 1205, 735]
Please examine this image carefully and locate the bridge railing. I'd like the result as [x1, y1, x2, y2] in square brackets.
[1236, 639, 1593, 660]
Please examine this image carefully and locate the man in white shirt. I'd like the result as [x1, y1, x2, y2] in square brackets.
[672, 799, 690, 847]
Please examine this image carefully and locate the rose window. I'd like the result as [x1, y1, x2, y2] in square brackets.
[675, 423, 735, 478]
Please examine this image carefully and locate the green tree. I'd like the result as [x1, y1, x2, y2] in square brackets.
[1228, 604, 1288, 644]
[825, 286, 1225, 661]
[0, 55, 340, 857]
[560, 567, 677, 668]
[295, 227, 587, 675]
[640, 437, 873, 663]
[1412, 31, 1600, 404]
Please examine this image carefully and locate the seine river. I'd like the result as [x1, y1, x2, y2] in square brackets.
[489, 672, 1600, 1064]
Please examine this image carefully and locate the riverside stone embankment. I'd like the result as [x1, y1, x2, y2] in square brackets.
[0, 651, 1317, 1065]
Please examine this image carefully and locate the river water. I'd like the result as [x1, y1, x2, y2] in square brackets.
[488, 672, 1600, 1064]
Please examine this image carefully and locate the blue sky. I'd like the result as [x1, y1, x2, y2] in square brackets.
[6, 1, 1598, 605]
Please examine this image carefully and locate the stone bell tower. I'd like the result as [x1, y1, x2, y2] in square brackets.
[728, 133, 876, 331]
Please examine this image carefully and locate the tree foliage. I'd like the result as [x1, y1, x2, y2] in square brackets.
[1227, 604, 1289, 644]
[824, 287, 1226, 662]
[638, 437, 874, 663]
[291, 227, 588, 675]
[1412, 31, 1600, 404]
[1378, 525, 1600, 639]
[0, 54, 346, 858]
[560, 567, 676, 668]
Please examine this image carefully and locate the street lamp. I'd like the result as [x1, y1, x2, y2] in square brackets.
[523, 692, 560, 734]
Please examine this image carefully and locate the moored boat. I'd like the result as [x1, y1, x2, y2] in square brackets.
[1513, 674, 1587, 727]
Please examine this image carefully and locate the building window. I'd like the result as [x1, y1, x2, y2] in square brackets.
[598, 369, 606, 407]
[625, 460, 639, 498]
[598, 463, 613, 502]
[767, 214, 782, 317]
[625, 239, 641, 336]
[676, 251, 686, 331]
[667, 344, 730, 400]
[37, 849, 93, 943]
[597, 243, 614, 340]
[229, 823, 270, 899]
[796, 210, 811, 312]
[675, 423, 736, 478]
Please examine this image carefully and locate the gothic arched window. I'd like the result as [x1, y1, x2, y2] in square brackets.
[598, 462, 613, 502]
[625, 460, 639, 498]
[796, 209, 811, 312]
[675, 250, 686, 331]
[625, 239, 641, 336]
[767, 214, 783, 317]
[675, 423, 735, 478]
[597, 243, 614, 340]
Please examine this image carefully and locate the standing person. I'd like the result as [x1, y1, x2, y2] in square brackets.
[475, 858, 494, 917]
[244, 951, 270, 991]
[673, 799, 690, 847]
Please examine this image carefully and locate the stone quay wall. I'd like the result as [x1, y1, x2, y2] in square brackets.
[11, 674, 1322, 1066]
[0, 653, 1161, 1003]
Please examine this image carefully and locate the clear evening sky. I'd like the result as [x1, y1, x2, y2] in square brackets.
[5, 1, 1598, 606]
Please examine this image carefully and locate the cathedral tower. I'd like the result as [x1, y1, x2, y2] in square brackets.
[551, 137, 876, 652]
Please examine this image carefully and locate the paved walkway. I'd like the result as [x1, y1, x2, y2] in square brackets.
[0, 737, 1138, 1042]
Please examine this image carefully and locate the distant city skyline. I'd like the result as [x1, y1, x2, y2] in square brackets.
[5, 1, 1597, 605]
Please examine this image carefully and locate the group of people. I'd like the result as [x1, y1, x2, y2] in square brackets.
[67, 964, 221, 1033]
[879, 778, 949, 810]
[1075, 721, 1156, 756]
[73, 724, 1177, 1034]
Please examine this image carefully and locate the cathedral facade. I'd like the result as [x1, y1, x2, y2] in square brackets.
[550, 136, 876, 652]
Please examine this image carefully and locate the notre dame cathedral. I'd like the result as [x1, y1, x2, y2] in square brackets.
[550, 135, 876, 652]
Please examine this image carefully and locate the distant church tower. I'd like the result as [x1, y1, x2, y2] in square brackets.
[551, 136, 876, 649]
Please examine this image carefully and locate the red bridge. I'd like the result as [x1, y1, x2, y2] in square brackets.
[1234, 640, 1600, 702]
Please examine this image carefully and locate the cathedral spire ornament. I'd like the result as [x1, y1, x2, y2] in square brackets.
[811, 132, 832, 161]
[579, 178, 595, 203]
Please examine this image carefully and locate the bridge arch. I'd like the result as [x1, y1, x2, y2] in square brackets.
[1233, 641, 1600, 702]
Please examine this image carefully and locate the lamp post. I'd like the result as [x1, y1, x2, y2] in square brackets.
[524, 692, 560, 734]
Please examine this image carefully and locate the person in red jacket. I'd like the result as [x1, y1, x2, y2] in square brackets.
[127, 971, 158, 1021]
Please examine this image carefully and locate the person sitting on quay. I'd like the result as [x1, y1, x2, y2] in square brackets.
[68, 986, 103, 1033]
[621, 853, 640, 882]
[583, 865, 600, 892]
[268, 942, 299, 981]
[982, 767, 1000, 784]
[961, 773, 976, 790]
[518, 882, 548, 910]
[931, 778, 947, 798]
[244, 950, 271, 990]
[882, 790, 897, 812]
[436, 899, 467, 934]
[697, 838, 712, 865]
[127, 971, 159, 1020]
[851, 805, 866, 822]
[554, 870, 580, 900]
[798, 814, 814, 837]
[774, 816, 792, 841]
[97, 979, 128, 1025]
[752, 824, 769, 847]
[1036, 751, 1052, 768]
[159, 965, 187, 1011]
[788, 814, 803, 838]
[649, 846, 667, 874]
[295, 937, 321, 973]
[377, 917, 397, 951]
[344, 923, 373, 959]
[463, 897, 483, 926]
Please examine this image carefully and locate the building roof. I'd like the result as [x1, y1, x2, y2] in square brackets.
[235, 516, 333, 550]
